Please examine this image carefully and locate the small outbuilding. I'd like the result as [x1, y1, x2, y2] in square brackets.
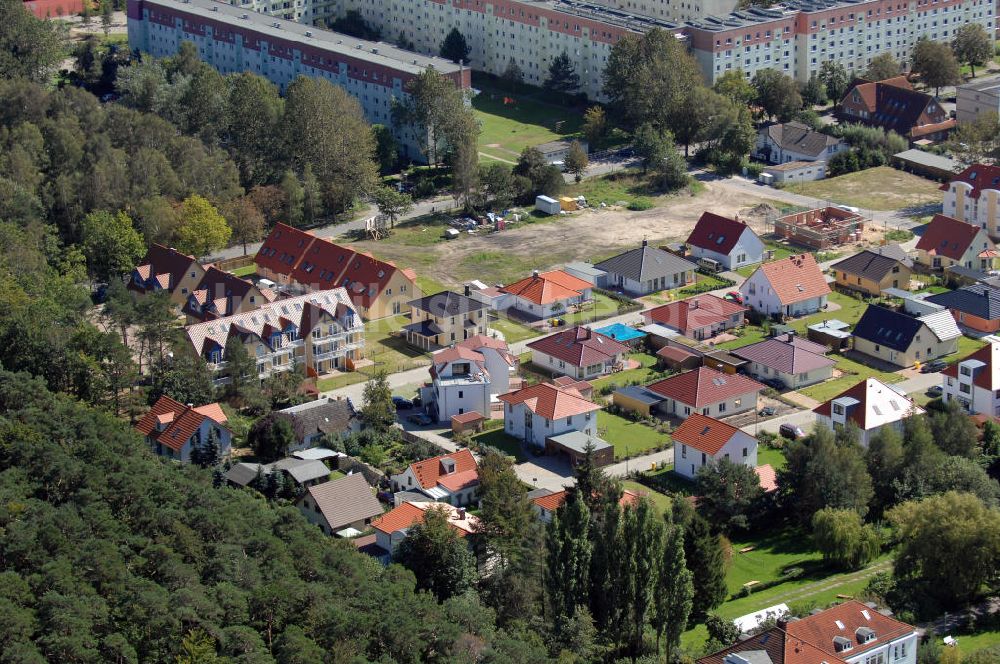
[535, 195, 561, 215]
[612, 385, 666, 417]
[656, 344, 701, 371]
[545, 430, 614, 467]
[807, 318, 853, 350]
[451, 410, 487, 435]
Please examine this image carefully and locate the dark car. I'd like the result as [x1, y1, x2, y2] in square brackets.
[392, 396, 413, 410]
[779, 423, 805, 440]
[921, 359, 948, 373]
[758, 406, 776, 417]
[407, 412, 433, 425]
[926, 385, 943, 397]
[762, 378, 786, 391]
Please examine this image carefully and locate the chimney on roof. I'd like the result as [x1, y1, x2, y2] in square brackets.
[642, 239, 648, 247]
[456, 507, 466, 519]
[532, 269, 540, 278]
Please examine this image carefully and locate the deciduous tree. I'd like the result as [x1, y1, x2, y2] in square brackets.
[696, 458, 765, 532]
[819, 61, 850, 102]
[474, 448, 537, 570]
[752, 69, 803, 121]
[545, 493, 592, 619]
[911, 38, 961, 96]
[372, 185, 413, 229]
[0, 0, 66, 82]
[80, 210, 145, 283]
[947, 111, 1000, 165]
[684, 513, 727, 621]
[713, 69, 755, 106]
[812, 507, 881, 570]
[396, 505, 477, 600]
[652, 518, 693, 662]
[360, 369, 395, 434]
[223, 196, 265, 256]
[779, 424, 873, 520]
[864, 53, 902, 81]
[247, 413, 295, 463]
[175, 195, 232, 257]
[952, 23, 992, 78]
[564, 140, 588, 182]
[582, 106, 607, 147]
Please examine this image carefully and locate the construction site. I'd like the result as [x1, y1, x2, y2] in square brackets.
[769, 207, 865, 250]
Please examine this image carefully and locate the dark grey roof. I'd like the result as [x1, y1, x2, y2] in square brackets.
[408, 291, 487, 317]
[403, 319, 444, 336]
[764, 122, 840, 158]
[275, 397, 358, 442]
[926, 283, 1000, 321]
[594, 244, 697, 282]
[831, 246, 912, 281]
[614, 385, 666, 405]
[851, 305, 924, 352]
[306, 473, 383, 531]
[270, 458, 331, 485]
[225, 462, 265, 487]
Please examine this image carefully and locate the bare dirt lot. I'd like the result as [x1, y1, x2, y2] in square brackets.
[347, 180, 782, 287]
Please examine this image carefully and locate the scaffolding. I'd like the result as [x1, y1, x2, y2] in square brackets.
[769, 207, 864, 250]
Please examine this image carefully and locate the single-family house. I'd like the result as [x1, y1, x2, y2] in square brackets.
[135, 396, 232, 463]
[594, 240, 697, 296]
[851, 304, 960, 368]
[645, 366, 763, 420]
[685, 211, 766, 271]
[698, 600, 918, 664]
[499, 380, 601, 449]
[297, 473, 383, 537]
[926, 283, 1000, 333]
[390, 448, 480, 507]
[830, 245, 914, 296]
[421, 335, 517, 423]
[184, 288, 364, 381]
[761, 160, 828, 183]
[839, 76, 955, 142]
[254, 223, 419, 320]
[754, 121, 845, 165]
[731, 333, 836, 389]
[371, 501, 479, 555]
[273, 397, 360, 450]
[526, 325, 629, 379]
[941, 340, 1000, 415]
[643, 294, 747, 341]
[740, 253, 831, 318]
[814, 378, 925, 446]
[182, 266, 276, 323]
[941, 163, 1000, 240]
[404, 289, 490, 350]
[531, 488, 644, 523]
[128, 244, 206, 305]
[671, 413, 758, 480]
[500, 269, 593, 319]
[914, 214, 998, 271]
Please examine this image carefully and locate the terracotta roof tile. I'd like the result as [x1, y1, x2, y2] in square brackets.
[943, 163, 1000, 199]
[647, 367, 763, 408]
[646, 294, 746, 336]
[408, 448, 479, 490]
[501, 270, 591, 305]
[532, 489, 568, 511]
[785, 600, 915, 658]
[915, 214, 985, 261]
[372, 501, 479, 537]
[753, 254, 831, 305]
[134, 396, 229, 452]
[527, 325, 629, 368]
[755, 464, 778, 492]
[498, 381, 601, 419]
[671, 413, 742, 455]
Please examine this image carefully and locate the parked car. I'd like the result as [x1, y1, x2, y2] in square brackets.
[758, 406, 776, 417]
[762, 378, 786, 391]
[392, 396, 414, 410]
[926, 385, 943, 397]
[779, 423, 805, 440]
[921, 359, 948, 373]
[724, 291, 744, 305]
[407, 412, 433, 425]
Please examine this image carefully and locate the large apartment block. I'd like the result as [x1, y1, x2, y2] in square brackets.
[126, 0, 470, 160]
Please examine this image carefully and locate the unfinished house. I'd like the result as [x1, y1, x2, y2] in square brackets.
[771, 207, 864, 250]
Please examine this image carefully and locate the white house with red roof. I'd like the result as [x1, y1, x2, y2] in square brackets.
[389, 448, 480, 506]
[942, 163, 1000, 240]
[500, 269, 593, 320]
[370, 501, 480, 557]
[643, 294, 747, 340]
[685, 211, 766, 271]
[671, 413, 758, 480]
[254, 223, 419, 320]
[134, 396, 232, 463]
[646, 366, 763, 420]
[420, 335, 518, 423]
[499, 381, 601, 448]
[739, 253, 831, 318]
[914, 213, 997, 271]
[531, 488, 644, 523]
[526, 325, 629, 379]
[814, 378, 925, 446]
[942, 339, 1000, 415]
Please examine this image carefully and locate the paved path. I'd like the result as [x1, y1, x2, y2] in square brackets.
[513, 447, 674, 492]
[754, 559, 894, 608]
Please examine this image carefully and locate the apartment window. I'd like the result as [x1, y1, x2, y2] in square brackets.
[458, 390, 463, 398]
[718, 402, 726, 413]
[833, 403, 844, 415]
[960, 383, 971, 394]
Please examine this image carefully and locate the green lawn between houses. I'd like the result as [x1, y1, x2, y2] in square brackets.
[473, 84, 584, 164]
[596, 411, 667, 458]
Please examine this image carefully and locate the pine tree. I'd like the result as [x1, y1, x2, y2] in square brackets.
[653, 520, 694, 662]
[439, 28, 471, 64]
[545, 51, 579, 99]
[684, 514, 727, 621]
[223, 335, 257, 403]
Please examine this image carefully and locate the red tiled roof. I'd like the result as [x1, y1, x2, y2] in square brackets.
[527, 325, 629, 368]
[409, 448, 478, 490]
[647, 367, 763, 408]
[914, 214, 983, 261]
[785, 600, 916, 659]
[451, 411, 485, 424]
[671, 413, 742, 455]
[437, 468, 480, 491]
[698, 626, 849, 664]
[753, 254, 831, 305]
[532, 488, 645, 513]
[134, 396, 228, 452]
[657, 345, 698, 362]
[755, 464, 777, 492]
[686, 211, 751, 255]
[943, 163, 1000, 199]
[498, 381, 601, 419]
[501, 269, 591, 305]
[646, 294, 746, 335]
[255, 223, 315, 275]
[841, 76, 949, 138]
[129, 244, 199, 295]
[372, 502, 477, 537]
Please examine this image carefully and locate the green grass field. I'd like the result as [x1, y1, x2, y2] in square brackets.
[472, 428, 528, 462]
[230, 264, 257, 277]
[735, 244, 798, 278]
[589, 352, 661, 394]
[784, 166, 941, 212]
[490, 317, 539, 344]
[622, 480, 673, 514]
[560, 293, 623, 325]
[474, 87, 583, 164]
[757, 446, 787, 472]
[597, 411, 667, 457]
[797, 352, 905, 402]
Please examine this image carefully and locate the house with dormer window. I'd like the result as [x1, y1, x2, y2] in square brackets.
[739, 253, 831, 318]
[135, 395, 232, 463]
[390, 448, 480, 507]
[685, 211, 766, 271]
[404, 289, 490, 350]
[182, 266, 275, 323]
[498, 380, 601, 449]
[914, 214, 998, 272]
[128, 244, 206, 305]
[814, 378, 925, 446]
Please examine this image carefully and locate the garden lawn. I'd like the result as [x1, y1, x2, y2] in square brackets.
[797, 352, 905, 402]
[950, 630, 1000, 657]
[597, 411, 667, 457]
[948, 335, 988, 360]
[561, 293, 623, 325]
[589, 352, 661, 394]
[757, 446, 787, 472]
[473, 87, 583, 163]
[230, 264, 257, 277]
[783, 166, 941, 212]
[472, 428, 528, 462]
[735, 244, 798, 278]
[724, 527, 822, 596]
[490, 317, 539, 343]
[622, 480, 673, 515]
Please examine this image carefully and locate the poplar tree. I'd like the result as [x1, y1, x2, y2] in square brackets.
[684, 514, 727, 621]
[653, 520, 694, 662]
[545, 493, 592, 621]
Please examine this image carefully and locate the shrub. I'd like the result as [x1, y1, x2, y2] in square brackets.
[627, 198, 654, 211]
